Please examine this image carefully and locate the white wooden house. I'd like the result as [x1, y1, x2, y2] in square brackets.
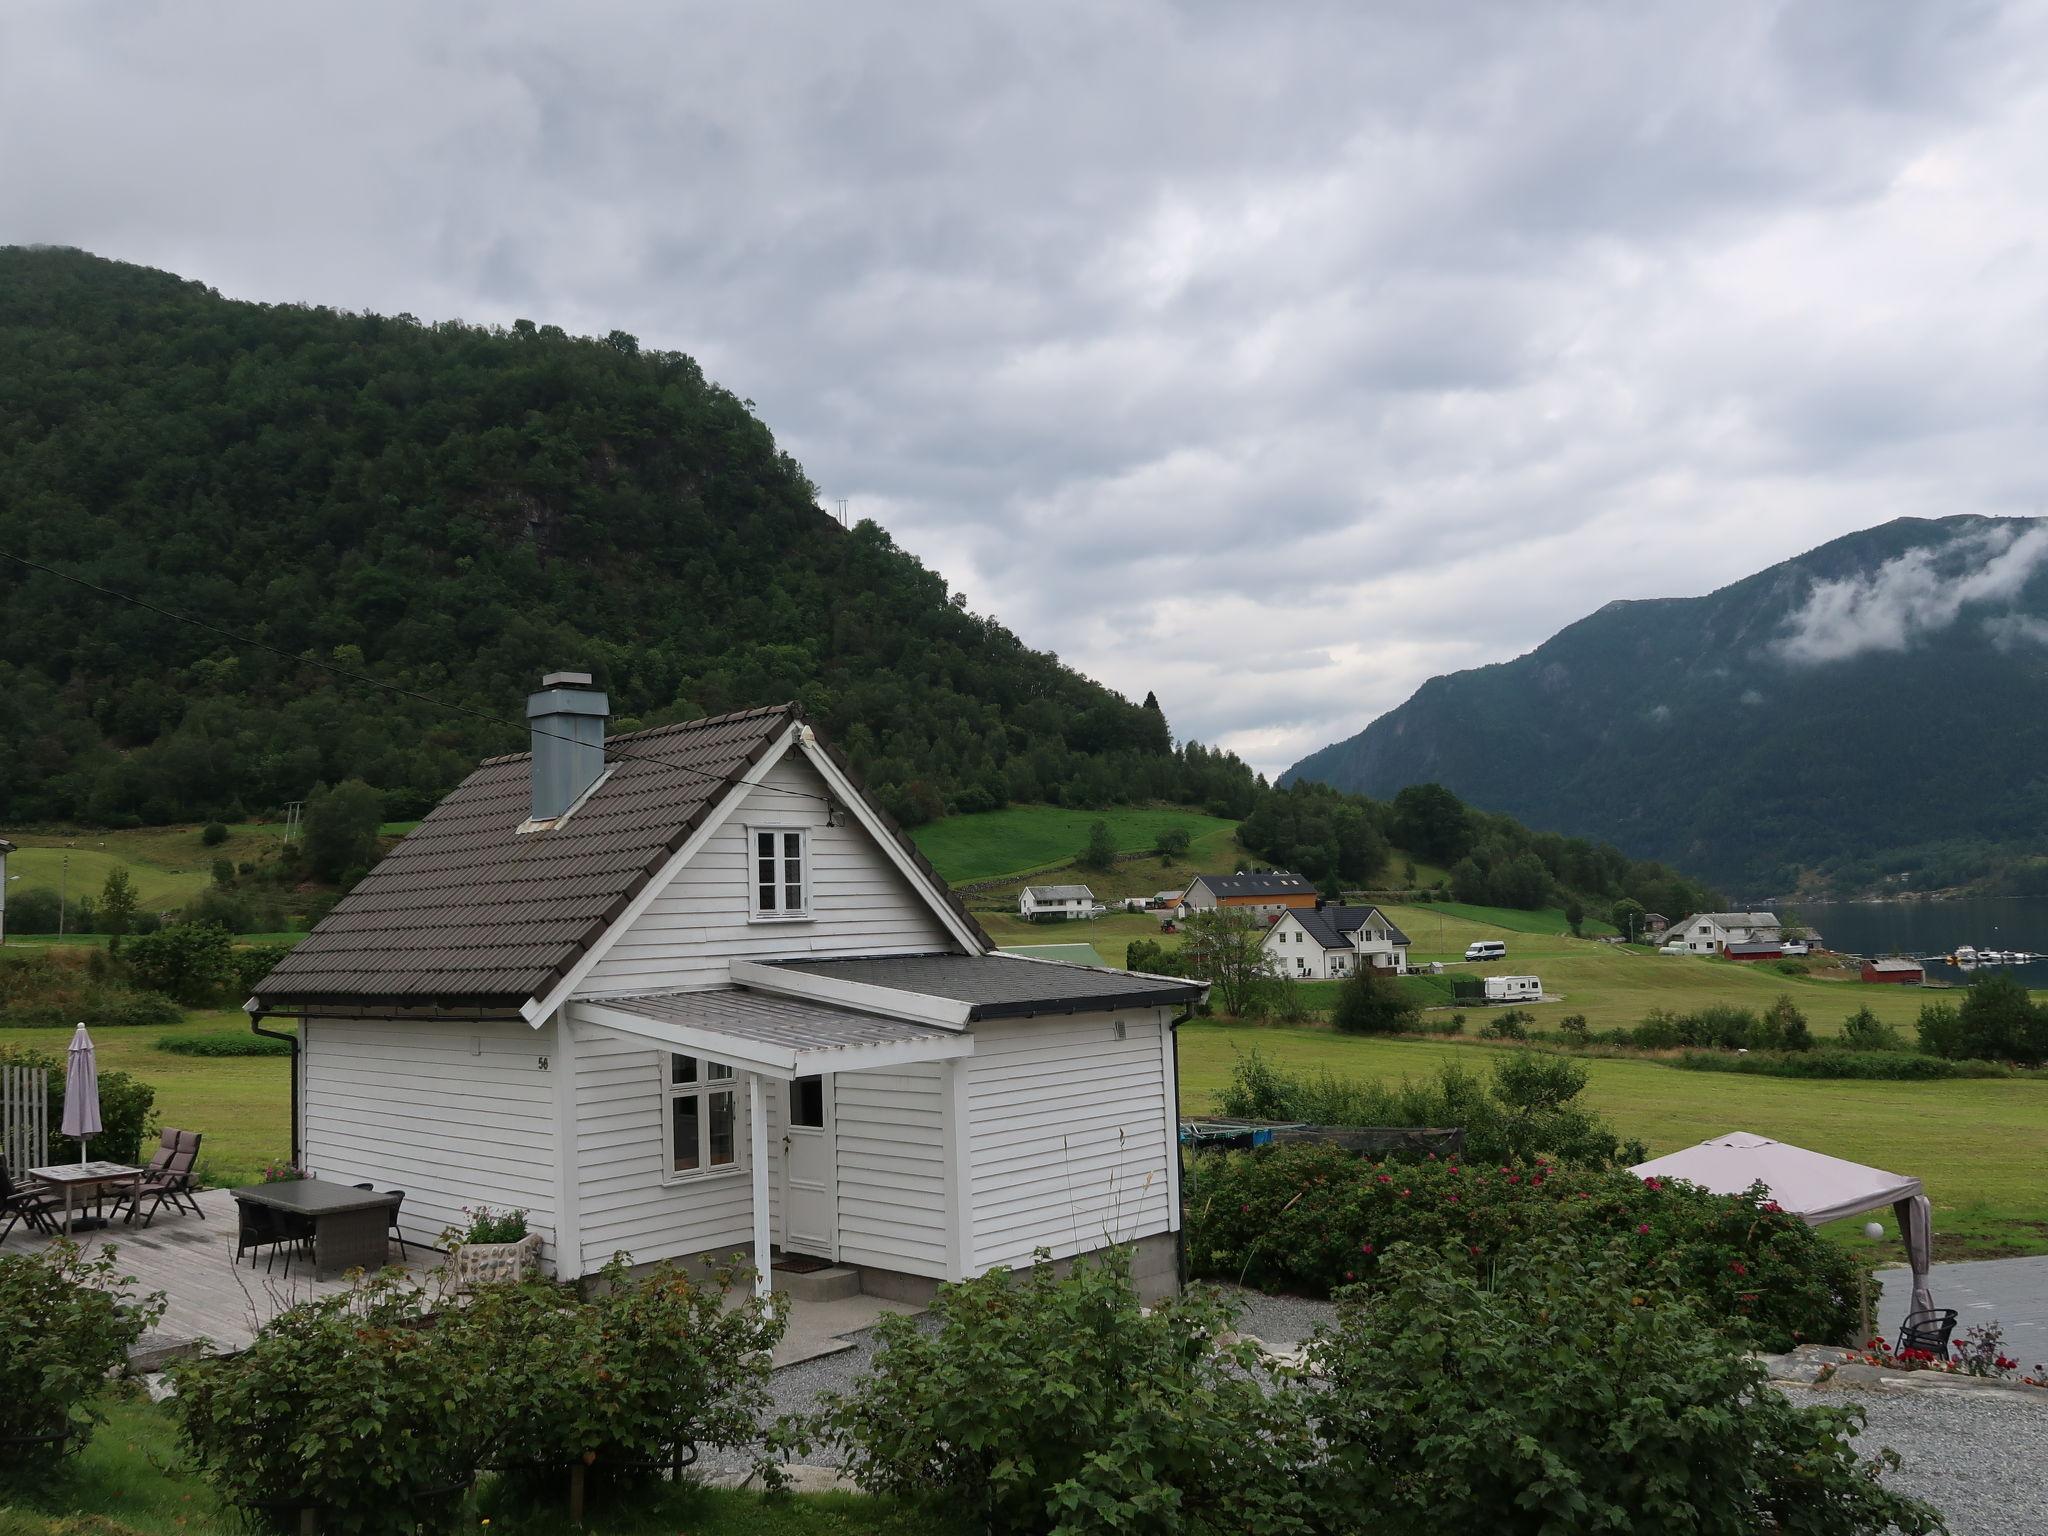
[1263, 905, 1412, 980]
[1671, 912, 1782, 955]
[1019, 884, 1101, 922]
[250, 675, 1203, 1303]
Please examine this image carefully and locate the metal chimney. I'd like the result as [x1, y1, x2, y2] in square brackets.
[526, 671, 609, 823]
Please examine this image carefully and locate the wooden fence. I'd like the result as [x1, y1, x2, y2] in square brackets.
[2, 1063, 50, 1173]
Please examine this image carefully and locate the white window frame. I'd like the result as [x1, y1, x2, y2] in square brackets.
[663, 1053, 746, 1183]
[748, 824, 812, 921]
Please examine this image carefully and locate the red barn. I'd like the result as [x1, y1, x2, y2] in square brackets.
[1861, 958, 1924, 984]
[1724, 940, 1784, 962]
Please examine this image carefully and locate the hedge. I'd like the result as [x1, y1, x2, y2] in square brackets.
[1670, 1048, 2012, 1081]
[158, 1031, 296, 1058]
[1184, 1142, 1864, 1351]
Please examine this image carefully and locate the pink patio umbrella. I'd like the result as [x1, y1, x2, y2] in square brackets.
[61, 1022, 102, 1164]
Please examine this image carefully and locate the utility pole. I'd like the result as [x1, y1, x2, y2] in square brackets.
[58, 846, 70, 937]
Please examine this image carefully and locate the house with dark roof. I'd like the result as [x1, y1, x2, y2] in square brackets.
[1671, 911, 1782, 955]
[250, 673, 1204, 1302]
[1018, 883, 1100, 921]
[1263, 904, 1412, 980]
[1177, 871, 1317, 918]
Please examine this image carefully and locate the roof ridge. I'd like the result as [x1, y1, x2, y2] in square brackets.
[473, 702, 799, 767]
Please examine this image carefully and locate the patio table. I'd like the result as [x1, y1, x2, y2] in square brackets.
[231, 1179, 400, 1279]
[29, 1161, 144, 1235]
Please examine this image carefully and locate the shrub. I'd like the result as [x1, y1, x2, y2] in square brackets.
[455, 1205, 529, 1245]
[0, 1243, 164, 1480]
[1772, 957, 1811, 976]
[173, 1273, 486, 1534]
[1915, 1000, 1963, 1058]
[1441, 1011, 1465, 1034]
[181, 887, 288, 935]
[1755, 994, 1813, 1052]
[1631, 1007, 1683, 1049]
[1669, 1048, 2009, 1081]
[0, 1046, 156, 1165]
[1184, 1143, 1863, 1350]
[1305, 1239, 1943, 1536]
[1077, 819, 1118, 873]
[229, 941, 297, 996]
[1943, 973, 2048, 1063]
[791, 1248, 1315, 1536]
[1557, 1013, 1589, 1044]
[1331, 965, 1416, 1035]
[121, 923, 235, 1004]
[1842, 1006, 1903, 1052]
[1476, 1009, 1528, 1040]
[1154, 826, 1192, 858]
[157, 1030, 294, 1058]
[471, 1258, 786, 1503]
[200, 822, 229, 846]
[1218, 1049, 1639, 1170]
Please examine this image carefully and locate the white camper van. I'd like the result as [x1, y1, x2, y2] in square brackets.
[1483, 974, 1542, 1002]
[1464, 940, 1507, 962]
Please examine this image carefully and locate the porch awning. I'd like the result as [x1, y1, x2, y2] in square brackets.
[571, 989, 974, 1080]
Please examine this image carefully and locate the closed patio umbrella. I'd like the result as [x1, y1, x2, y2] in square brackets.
[61, 1022, 102, 1164]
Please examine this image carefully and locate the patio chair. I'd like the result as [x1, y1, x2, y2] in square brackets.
[112, 1129, 206, 1227]
[235, 1199, 302, 1274]
[1, 1158, 63, 1242]
[1896, 1308, 1959, 1358]
[355, 1183, 410, 1260]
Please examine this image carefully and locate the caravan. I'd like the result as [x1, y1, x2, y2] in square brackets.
[1483, 975, 1542, 1002]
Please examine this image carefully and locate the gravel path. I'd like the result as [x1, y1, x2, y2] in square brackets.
[1829, 1388, 2048, 1536]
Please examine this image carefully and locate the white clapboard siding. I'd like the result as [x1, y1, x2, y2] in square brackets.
[579, 754, 955, 993]
[832, 1064, 948, 1278]
[301, 1017, 558, 1255]
[965, 1013, 1174, 1272]
[570, 1022, 783, 1272]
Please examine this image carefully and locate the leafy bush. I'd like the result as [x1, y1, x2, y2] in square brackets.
[455, 1205, 529, 1244]
[1671, 1048, 2009, 1081]
[1772, 957, 1811, 976]
[1219, 1049, 1641, 1170]
[157, 1031, 294, 1058]
[1557, 1012, 1588, 1044]
[200, 822, 229, 846]
[471, 1258, 786, 1502]
[0, 951, 182, 1029]
[121, 923, 235, 1004]
[0, 1046, 156, 1164]
[1476, 1008, 1529, 1040]
[1304, 1238, 1942, 1535]
[182, 887, 289, 935]
[229, 942, 297, 996]
[1330, 965, 1416, 1035]
[1185, 1143, 1863, 1350]
[790, 1248, 1315, 1536]
[1842, 1005, 1904, 1052]
[1921, 973, 2048, 1064]
[173, 1273, 485, 1535]
[1153, 826, 1192, 858]
[0, 1243, 164, 1480]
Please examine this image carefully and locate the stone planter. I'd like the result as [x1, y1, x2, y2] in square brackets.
[446, 1232, 544, 1291]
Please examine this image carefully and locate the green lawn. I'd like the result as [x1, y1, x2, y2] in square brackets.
[1177, 1020, 2048, 1257]
[4, 822, 292, 910]
[2, 1393, 959, 1536]
[911, 805, 1239, 884]
[7, 1014, 291, 1187]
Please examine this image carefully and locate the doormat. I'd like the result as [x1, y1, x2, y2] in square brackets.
[772, 1253, 836, 1275]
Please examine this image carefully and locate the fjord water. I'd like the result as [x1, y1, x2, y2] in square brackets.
[1794, 897, 2048, 985]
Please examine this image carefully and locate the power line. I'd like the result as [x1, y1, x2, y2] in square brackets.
[0, 549, 836, 809]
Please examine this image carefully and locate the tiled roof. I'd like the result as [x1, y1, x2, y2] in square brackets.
[253, 706, 992, 1010]
[766, 952, 1205, 1019]
[1287, 904, 1413, 951]
[1192, 871, 1312, 899]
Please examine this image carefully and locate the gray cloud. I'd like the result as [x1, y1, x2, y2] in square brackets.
[4, 1, 2047, 771]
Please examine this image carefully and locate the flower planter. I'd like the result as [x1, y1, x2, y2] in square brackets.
[446, 1231, 544, 1290]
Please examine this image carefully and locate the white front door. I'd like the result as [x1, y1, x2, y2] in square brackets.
[780, 1073, 834, 1258]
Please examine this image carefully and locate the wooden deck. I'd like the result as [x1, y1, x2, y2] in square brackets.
[1, 1186, 436, 1356]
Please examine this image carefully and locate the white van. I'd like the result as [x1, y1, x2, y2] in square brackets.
[1464, 940, 1507, 962]
[1484, 974, 1542, 1001]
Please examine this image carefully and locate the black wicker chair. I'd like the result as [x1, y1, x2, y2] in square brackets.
[354, 1183, 410, 1259]
[1896, 1308, 1959, 1358]
[1, 1158, 62, 1242]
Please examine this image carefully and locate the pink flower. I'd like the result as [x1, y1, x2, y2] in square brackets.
[1427, 1151, 1437, 1160]
[1643, 1177, 1663, 1192]
[1468, 1245, 1480, 1256]
[1377, 1173, 1392, 1184]
[1637, 1223, 1651, 1235]
[1446, 1193, 1460, 1203]
[1239, 1204, 1250, 1213]
[1399, 1188, 1410, 1198]
[1507, 1175, 1521, 1185]
[1360, 1242, 1374, 1254]
[1345, 1270, 1356, 1281]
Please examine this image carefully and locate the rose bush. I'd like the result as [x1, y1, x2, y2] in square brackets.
[1185, 1141, 1863, 1350]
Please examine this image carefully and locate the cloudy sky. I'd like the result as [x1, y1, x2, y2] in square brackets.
[7, 2, 2048, 774]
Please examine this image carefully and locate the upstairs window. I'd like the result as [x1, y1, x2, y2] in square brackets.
[668, 1054, 740, 1178]
[751, 827, 809, 918]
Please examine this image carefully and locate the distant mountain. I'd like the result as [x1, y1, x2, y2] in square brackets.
[1284, 516, 2048, 895]
[0, 248, 1256, 829]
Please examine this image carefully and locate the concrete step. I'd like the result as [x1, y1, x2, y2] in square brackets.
[776, 1263, 862, 1303]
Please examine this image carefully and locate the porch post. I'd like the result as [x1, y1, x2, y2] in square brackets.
[749, 1072, 771, 1298]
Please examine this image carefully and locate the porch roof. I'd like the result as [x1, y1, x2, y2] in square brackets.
[572, 989, 974, 1080]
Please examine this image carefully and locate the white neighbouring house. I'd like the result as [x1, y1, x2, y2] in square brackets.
[1018, 884, 1101, 922]
[1671, 911, 1783, 955]
[250, 675, 1204, 1304]
[1263, 905, 1412, 980]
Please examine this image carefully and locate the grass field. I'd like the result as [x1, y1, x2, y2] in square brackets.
[6, 1014, 291, 1186]
[910, 805, 1239, 885]
[3, 821, 295, 913]
[1177, 1021, 2048, 1258]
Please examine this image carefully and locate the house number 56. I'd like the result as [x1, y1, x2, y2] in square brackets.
[537, 1056, 549, 1071]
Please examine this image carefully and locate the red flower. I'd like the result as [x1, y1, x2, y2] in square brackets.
[1468, 1245, 1480, 1256]
[1643, 1177, 1663, 1192]
[1637, 1223, 1650, 1235]
[1240, 1203, 1250, 1213]
[1507, 1174, 1521, 1185]
[1345, 1270, 1356, 1281]
[1399, 1188, 1410, 1198]
[1446, 1193, 1460, 1203]
[1361, 1242, 1374, 1254]
[1377, 1173, 1392, 1184]
[1729, 1261, 1747, 1276]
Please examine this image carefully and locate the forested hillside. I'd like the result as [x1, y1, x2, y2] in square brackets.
[1285, 516, 2048, 895]
[0, 248, 1252, 828]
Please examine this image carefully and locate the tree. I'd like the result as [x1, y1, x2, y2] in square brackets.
[200, 822, 229, 847]
[1389, 783, 1471, 865]
[1563, 897, 1585, 937]
[1758, 994, 1812, 1052]
[1842, 1006, 1901, 1051]
[1154, 826, 1192, 859]
[123, 922, 236, 1004]
[1332, 965, 1417, 1035]
[1952, 973, 2046, 1064]
[211, 857, 235, 888]
[1177, 909, 1282, 1019]
[99, 867, 139, 953]
[1078, 820, 1119, 873]
[302, 779, 386, 884]
[1609, 897, 1646, 942]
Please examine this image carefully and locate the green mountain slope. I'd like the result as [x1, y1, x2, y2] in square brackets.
[1284, 516, 2048, 894]
[0, 248, 1254, 828]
